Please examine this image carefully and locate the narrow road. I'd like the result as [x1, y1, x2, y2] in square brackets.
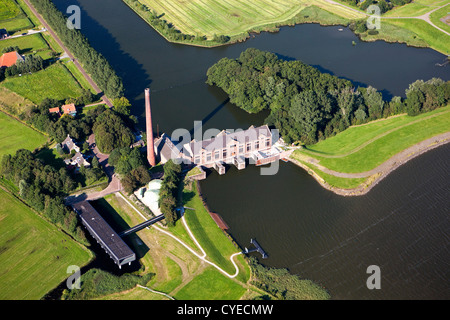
[291, 131, 450, 179]
[324, 0, 450, 36]
[22, 0, 113, 107]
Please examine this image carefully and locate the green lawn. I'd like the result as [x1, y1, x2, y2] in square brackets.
[384, 18, 450, 55]
[183, 181, 249, 282]
[296, 106, 450, 174]
[138, 0, 308, 38]
[0, 0, 21, 21]
[0, 111, 47, 158]
[384, 0, 449, 17]
[0, 33, 48, 54]
[0, 188, 92, 299]
[0, 63, 85, 104]
[174, 266, 247, 300]
[429, 3, 450, 34]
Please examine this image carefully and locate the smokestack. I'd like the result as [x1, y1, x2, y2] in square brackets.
[145, 88, 156, 166]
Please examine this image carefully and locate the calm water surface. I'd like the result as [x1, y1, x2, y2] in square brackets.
[53, 0, 449, 299]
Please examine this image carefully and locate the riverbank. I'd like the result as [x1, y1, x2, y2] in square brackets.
[122, 0, 449, 54]
[289, 130, 450, 196]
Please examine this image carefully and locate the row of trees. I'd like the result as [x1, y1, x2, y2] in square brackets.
[158, 160, 181, 226]
[30, 0, 124, 99]
[0, 149, 86, 243]
[340, 0, 412, 13]
[206, 48, 450, 145]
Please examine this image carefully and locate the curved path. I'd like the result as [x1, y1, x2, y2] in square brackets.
[303, 110, 450, 159]
[116, 192, 243, 279]
[292, 131, 450, 179]
[324, 0, 450, 35]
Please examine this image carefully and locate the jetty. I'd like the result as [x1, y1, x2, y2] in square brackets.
[244, 238, 268, 259]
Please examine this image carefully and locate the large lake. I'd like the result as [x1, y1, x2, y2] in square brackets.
[53, 0, 449, 299]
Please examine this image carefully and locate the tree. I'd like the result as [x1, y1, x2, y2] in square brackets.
[113, 97, 132, 116]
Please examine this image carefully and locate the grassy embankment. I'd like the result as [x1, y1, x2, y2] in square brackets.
[91, 187, 255, 300]
[0, 188, 92, 300]
[291, 105, 450, 191]
[123, 0, 363, 46]
[125, 0, 449, 54]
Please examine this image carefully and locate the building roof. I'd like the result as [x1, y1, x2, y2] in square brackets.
[154, 133, 181, 163]
[61, 134, 80, 153]
[62, 103, 76, 114]
[0, 51, 24, 68]
[49, 107, 60, 113]
[73, 201, 135, 265]
[188, 125, 271, 156]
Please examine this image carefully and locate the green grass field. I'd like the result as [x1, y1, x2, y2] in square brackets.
[92, 190, 253, 300]
[0, 111, 47, 158]
[139, 0, 308, 38]
[429, 3, 450, 33]
[292, 105, 450, 188]
[183, 181, 249, 281]
[0, 63, 85, 104]
[384, 18, 450, 55]
[0, 188, 92, 299]
[0, 0, 21, 21]
[130, 0, 448, 53]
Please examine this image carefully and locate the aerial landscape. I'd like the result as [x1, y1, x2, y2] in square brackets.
[0, 0, 448, 309]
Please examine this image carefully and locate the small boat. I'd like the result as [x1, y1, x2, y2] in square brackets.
[338, 28, 343, 31]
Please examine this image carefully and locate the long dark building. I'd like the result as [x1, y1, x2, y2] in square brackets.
[73, 201, 136, 268]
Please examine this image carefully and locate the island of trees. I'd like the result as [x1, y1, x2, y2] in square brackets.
[206, 48, 449, 145]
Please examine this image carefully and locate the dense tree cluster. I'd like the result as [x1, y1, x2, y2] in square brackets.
[0, 149, 85, 242]
[248, 257, 330, 300]
[158, 160, 181, 226]
[92, 108, 135, 153]
[108, 147, 150, 194]
[206, 48, 449, 144]
[26, 99, 103, 143]
[340, 0, 412, 13]
[30, 0, 124, 99]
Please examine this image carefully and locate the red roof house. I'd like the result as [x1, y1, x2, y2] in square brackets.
[49, 107, 61, 116]
[61, 103, 77, 116]
[0, 51, 24, 68]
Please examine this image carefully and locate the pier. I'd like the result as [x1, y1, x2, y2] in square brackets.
[244, 238, 268, 259]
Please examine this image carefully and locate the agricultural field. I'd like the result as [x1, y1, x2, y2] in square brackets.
[130, 0, 449, 53]
[138, 0, 308, 38]
[0, 188, 92, 300]
[0, 0, 21, 21]
[0, 0, 34, 35]
[0, 63, 86, 104]
[291, 105, 450, 189]
[0, 111, 47, 158]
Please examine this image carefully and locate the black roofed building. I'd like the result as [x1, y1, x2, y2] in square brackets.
[73, 201, 136, 268]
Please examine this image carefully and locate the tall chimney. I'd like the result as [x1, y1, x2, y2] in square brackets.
[145, 88, 156, 166]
